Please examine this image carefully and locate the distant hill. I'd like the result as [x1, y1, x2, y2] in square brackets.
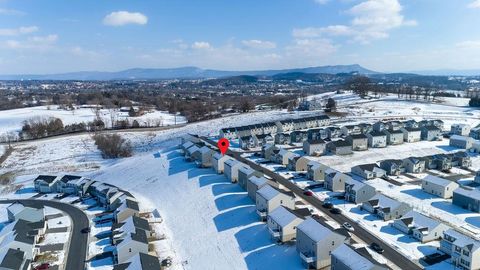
[0, 64, 379, 80]
[409, 69, 480, 76]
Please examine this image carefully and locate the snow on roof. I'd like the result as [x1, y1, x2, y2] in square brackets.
[199, 146, 212, 154]
[422, 175, 458, 188]
[6, 202, 25, 216]
[182, 141, 194, 148]
[454, 187, 480, 200]
[268, 206, 301, 227]
[331, 244, 375, 270]
[239, 165, 255, 175]
[257, 185, 280, 201]
[401, 210, 443, 231]
[297, 217, 333, 242]
[445, 229, 480, 252]
[186, 145, 200, 154]
[213, 153, 231, 161]
[346, 178, 370, 191]
[224, 158, 241, 167]
[450, 135, 472, 141]
[248, 175, 267, 187]
[368, 194, 402, 209]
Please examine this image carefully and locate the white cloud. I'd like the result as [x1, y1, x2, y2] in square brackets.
[241, 39, 276, 49]
[4, 34, 58, 50]
[294, 0, 416, 43]
[0, 26, 39, 36]
[0, 8, 25, 16]
[468, 0, 480, 8]
[456, 40, 480, 49]
[103, 11, 148, 26]
[191, 41, 211, 50]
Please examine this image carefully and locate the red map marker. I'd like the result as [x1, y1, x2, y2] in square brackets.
[218, 138, 230, 155]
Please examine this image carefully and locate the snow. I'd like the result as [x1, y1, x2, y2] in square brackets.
[86, 149, 304, 270]
[42, 231, 69, 245]
[0, 105, 186, 134]
[257, 185, 280, 201]
[268, 206, 297, 227]
[47, 214, 71, 229]
[296, 216, 332, 242]
[331, 244, 377, 270]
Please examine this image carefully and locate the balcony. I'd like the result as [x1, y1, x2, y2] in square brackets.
[299, 251, 316, 263]
[268, 227, 280, 238]
[256, 209, 267, 218]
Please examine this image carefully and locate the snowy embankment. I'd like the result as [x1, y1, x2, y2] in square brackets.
[87, 148, 304, 270]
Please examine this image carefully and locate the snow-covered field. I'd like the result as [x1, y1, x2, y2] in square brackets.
[86, 149, 304, 269]
[0, 105, 187, 134]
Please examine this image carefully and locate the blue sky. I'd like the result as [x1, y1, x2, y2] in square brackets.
[1, 0, 480, 74]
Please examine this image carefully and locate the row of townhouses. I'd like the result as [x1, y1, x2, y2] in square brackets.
[33, 175, 161, 269]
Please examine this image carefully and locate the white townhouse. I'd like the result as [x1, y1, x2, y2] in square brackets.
[451, 124, 471, 136]
[440, 229, 480, 270]
[33, 175, 59, 193]
[223, 159, 245, 183]
[267, 206, 309, 243]
[306, 161, 330, 181]
[331, 244, 388, 270]
[247, 175, 268, 201]
[362, 194, 412, 221]
[212, 153, 233, 174]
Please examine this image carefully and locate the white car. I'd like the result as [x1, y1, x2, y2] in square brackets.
[342, 222, 354, 232]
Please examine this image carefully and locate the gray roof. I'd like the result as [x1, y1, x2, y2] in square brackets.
[348, 134, 368, 139]
[60, 175, 82, 183]
[0, 249, 25, 270]
[34, 175, 57, 184]
[126, 199, 140, 211]
[368, 131, 386, 137]
[454, 187, 480, 200]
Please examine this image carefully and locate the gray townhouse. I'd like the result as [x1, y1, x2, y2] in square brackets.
[274, 133, 291, 145]
[403, 119, 419, 128]
[307, 128, 327, 141]
[358, 123, 373, 134]
[212, 153, 233, 174]
[296, 217, 349, 270]
[307, 161, 329, 181]
[267, 206, 310, 243]
[220, 128, 237, 140]
[421, 126, 443, 141]
[421, 175, 459, 199]
[453, 187, 480, 213]
[351, 164, 386, 180]
[393, 210, 450, 243]
[401, 127, 422, 143]
[402, 156, 426, 173]
[362, 194, 412, 221]
[33, 175, 59, 193]
[256, 185, 296, 220]
[386, 120, 404, 131]
[288, 156, 310, 172]
[450, 135, 474, 149]
[372, 121, 386, 132]
[331, 244, 388, 270]
[367, 131, 387, 148]
[239, 136, 256, 150]
[327, 140, 353, 155]
[385, 129, 404, 145]
[238, 166, 262, 190]
[254, 134, 274, 147]
[303, 139, 326, 156]
[325, 171, 352, 192]
[247, 175, 268, 201]
[345, 178, 376, 204]
[341, 125, 362, 136]
[431, 154, 453, 171]
[450, 151, 472, 168]
[276, 120, 295, 133]
[379, 159, 405, 176]
[451, 124, 471, 136]
[290, 130, 308, 144]
[326, 127, 342, 139]
[469, 126, 480, 140]
[345, 134, 368, 151]
[440, 229, 480, 270]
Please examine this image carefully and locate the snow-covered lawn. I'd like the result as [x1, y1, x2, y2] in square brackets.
[42, 231, 69, 245]
[88, 238, 114, 258]
[329, 198, 440, 261]
[309, 140, 459, 172]
[368, 178, 480, 236]
[87, 148, 304, 270]
[47, 214, 71, 229]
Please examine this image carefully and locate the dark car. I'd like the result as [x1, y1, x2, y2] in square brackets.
[322, 202, 333, 209]
[81, 227, 91, 233]
[35, 263, 50, 270]
[329, 208, 341, 214]
[307, 183, 323, 189]
[303, 190, 314, 196]
[370, 242, 384, 254]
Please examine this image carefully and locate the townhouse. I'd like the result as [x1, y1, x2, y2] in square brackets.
[351, 164, 386, 180]
[324, 171, 351, 192]
[307, 161, 329, 181]
[256, 185, 295, 220]
[247, 175, 268, 201]
[267, 206, 310, 243]
[345, 178, 376, 204]
[402, 156, 426, 173]
[296, 217, 348, 270]
[327, 140, 353, 155]
[345, 134, 368, 151]
[367, 131, 387, 148]
[220, 127, 237, 140]
[421, 126, 443, 141]
[331, 244, 388, 270]
[290, 131, 308, 144]
[362, 194, 412, 221]
[33, 175, 59, 193]
[379, 159, 404, 176]
[393, 210, 449, 243]
[303, 139, 326, 156]
[287, 156, 310, 172]
[341, 125, 362, 136]
[440, 229, 480, 270]
[450, 135, 474, 149]
[401, 127, 422, 143]
[453, 187, 480, 213]
[451, 124, 471, 136]
[224, 159, 245, 183]
[274, 133, 291, 145]
[112, 252, 161, 270]
[238, 166, 262, 190]
[384, 129, 404, 145]
[7, 202, 44, 223]
[212, 153, 233, 174]
[421, 175, 459, 199]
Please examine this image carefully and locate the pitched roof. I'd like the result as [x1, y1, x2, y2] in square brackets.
[399, 210, 444, 232]
[268, 206, 302, 227]
[0, 249, 25, 270]
[34, 175, 57, 184]
[331, 244, 378, 270]
[257, 185, 294, 200]
[454, 187, 480, 200]
[422, 175, 458, 187]
[297, 217, 335, 242]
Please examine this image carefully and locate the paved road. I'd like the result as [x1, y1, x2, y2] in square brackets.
[0, 199, 89, 270]
[201, 136, 423, 270]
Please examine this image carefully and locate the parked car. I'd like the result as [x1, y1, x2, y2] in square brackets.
[81, 227, 91, 233]
[342, 222, 354, 232]
[303, 190, 314, 196]
[322, 202, 333, 209]
[35, 263, 50, 270]
[370, 242, 384, 254]
[330, 208, 341, 214]
[306, 183, 323, 189]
